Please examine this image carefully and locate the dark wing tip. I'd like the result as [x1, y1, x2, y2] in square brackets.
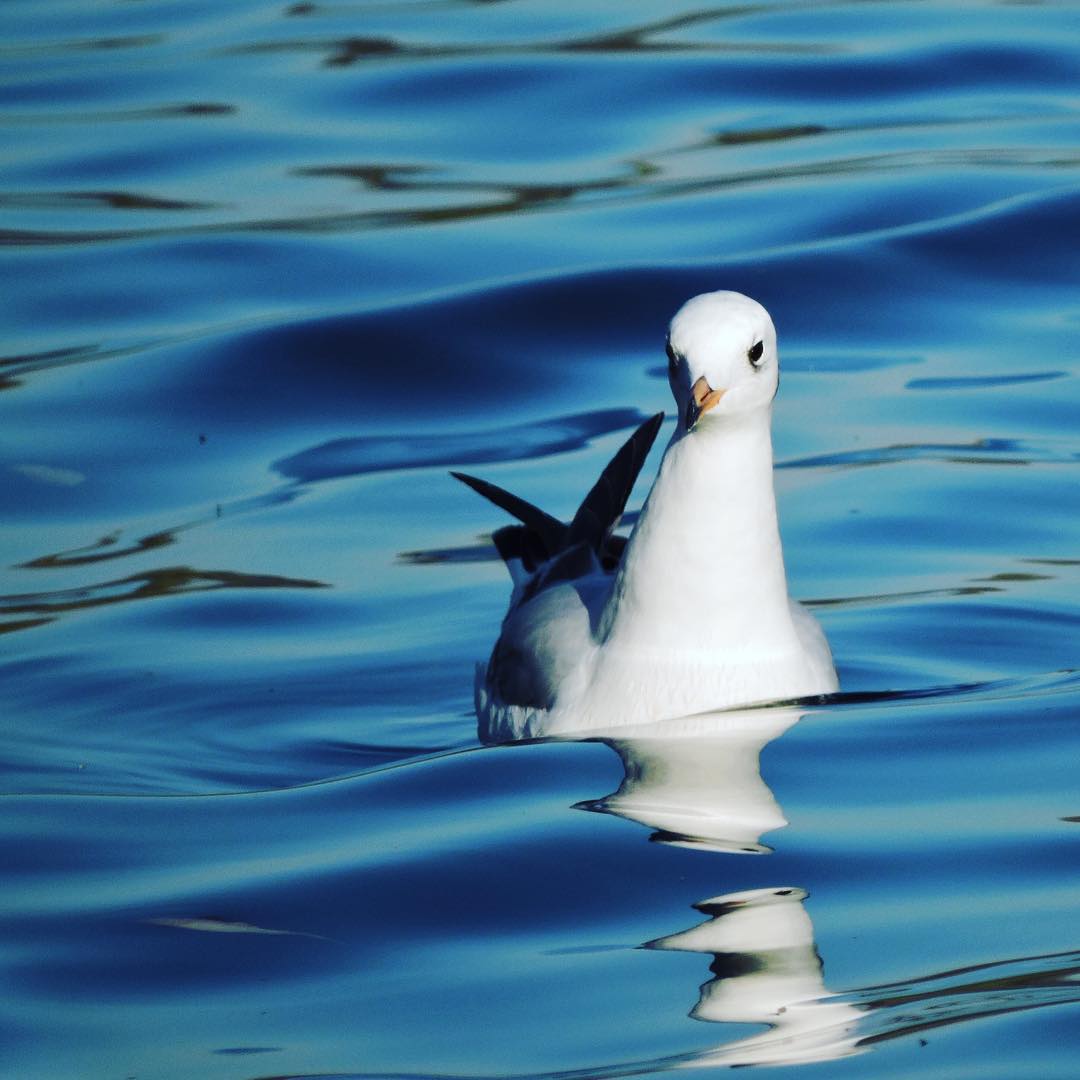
[566, 411, 666, 552]
[453, 411, 665, 579]
[451, 470, 566, 561]
[491, 524, 548, 575]
[449, 470, 483, 492]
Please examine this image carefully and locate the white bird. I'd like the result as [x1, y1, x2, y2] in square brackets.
[454, 290, 837, 741]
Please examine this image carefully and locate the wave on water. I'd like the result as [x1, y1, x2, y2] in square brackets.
[2, 2, 1079, 1077]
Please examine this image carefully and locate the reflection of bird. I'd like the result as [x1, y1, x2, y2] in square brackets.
[455, 291, 837, 740]
[648, 886, 865, 1066]
[577, 707, 802, 854]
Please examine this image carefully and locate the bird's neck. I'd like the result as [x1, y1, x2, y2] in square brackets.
[600, 411, 799, 657]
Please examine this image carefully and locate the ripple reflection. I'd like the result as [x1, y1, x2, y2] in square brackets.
[0, 565, 325, 632]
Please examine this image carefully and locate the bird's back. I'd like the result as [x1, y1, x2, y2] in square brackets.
[454, 414, 667, 740]
[476, 571, 612, 741]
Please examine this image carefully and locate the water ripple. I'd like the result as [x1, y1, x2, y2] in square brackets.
[780, 436, 1079, 470]
[3, 143, 1077, 248]
[3, 2, 1079, 1076]
[274, 408, 649, 483]
[0, 566, 325, 633]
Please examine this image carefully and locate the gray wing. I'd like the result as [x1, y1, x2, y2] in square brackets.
[484, 572, 609, 715]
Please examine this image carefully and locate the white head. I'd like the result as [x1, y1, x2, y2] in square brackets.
[665, 291, 779, 432]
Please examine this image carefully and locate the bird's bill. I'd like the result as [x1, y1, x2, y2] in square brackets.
[687, 376, 726, 430]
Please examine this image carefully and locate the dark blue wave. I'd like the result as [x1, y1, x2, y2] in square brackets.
[2, 2, 1079, 1078]
[273, 409, 650, 482]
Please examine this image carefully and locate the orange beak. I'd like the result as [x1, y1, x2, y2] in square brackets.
[687, 376, 726, 429]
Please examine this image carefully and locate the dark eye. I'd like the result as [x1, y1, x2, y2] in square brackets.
[748, 340, 764, 367]
[666, 340, 679, 370]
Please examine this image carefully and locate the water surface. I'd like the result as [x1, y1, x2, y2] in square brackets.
[2, 2, 1078, 1078]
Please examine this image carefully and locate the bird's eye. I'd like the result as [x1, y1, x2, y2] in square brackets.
[748, 340, 764, 367]
[666, 340, 679, 370]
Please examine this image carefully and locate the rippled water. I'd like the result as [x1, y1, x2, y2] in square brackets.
[3, 3, 1079, 1078]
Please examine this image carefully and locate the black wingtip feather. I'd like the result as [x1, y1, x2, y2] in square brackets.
[452, 411, 664, 579]
[490, 524, 549, 575]
[451, 470, 566, 556]
[566, 412, 665, 551]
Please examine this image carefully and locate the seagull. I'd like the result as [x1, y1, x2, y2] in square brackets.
[454, 290, 837, 740]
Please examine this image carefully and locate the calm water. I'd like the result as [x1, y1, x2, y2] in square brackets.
[2, 2, 1079, 1078]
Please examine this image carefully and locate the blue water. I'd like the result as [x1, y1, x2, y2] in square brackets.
[2, 2, 1079, 1077]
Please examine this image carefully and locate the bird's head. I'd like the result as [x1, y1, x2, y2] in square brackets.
[665, 291, 779, 433]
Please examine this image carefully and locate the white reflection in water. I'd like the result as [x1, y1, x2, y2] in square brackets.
[649, 886, 864, 1067]
[578, 707, 868, 1066]
[536, 706, 1079, 1069]
[580, 707, 802, 854]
